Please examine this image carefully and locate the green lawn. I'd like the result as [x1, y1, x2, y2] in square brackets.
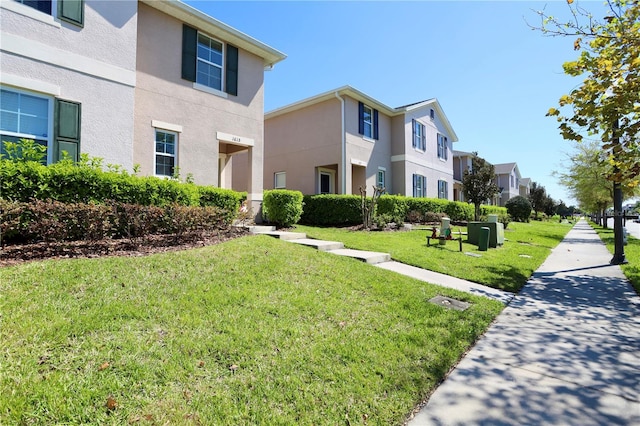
[0, 235, 503, 425]
[591, 222, 640, 294]
[295, 220, 574, 292]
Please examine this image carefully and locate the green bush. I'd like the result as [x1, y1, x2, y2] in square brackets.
[377, 195, 409, 221]
[0, 199, 231, 245]
[300, 195, 362, 226]
[480, 205, 508, 216]
[444, 201, 474, 222]
[505, 196, 532, 222]
[0, 156, 243, 216]
[263, 190, 304, 228]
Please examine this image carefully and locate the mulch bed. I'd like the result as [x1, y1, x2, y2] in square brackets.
[0, 227, 250, 267]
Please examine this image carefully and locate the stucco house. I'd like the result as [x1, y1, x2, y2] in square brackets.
[494, 162, 522, 206]
[258, 86, 458, 199]
[1, 0, 286, 215]
[452, 150, 476, 202]
[519, 177, 531, 198]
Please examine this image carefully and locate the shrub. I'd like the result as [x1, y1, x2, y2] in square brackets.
[377, 196, 409, 221]
[480, 205, 508, 217]
[263, 190, 304, 228]
[444, 201, 474, 222]
[0, 155, 242, 218]
[505, 196, 532, 222]
[0, 199, 231, 245]
[424, 211, 447, 224]
[300, 195, 362, 226]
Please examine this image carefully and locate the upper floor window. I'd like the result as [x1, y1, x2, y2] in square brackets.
[438, 180, 448, 199]
[412, 119, 425, 151]
[358, 102, 378, 140]
[413, 174, 426, 198]
[197, 33, 224, 91]
[437, 134, 448, 160]
[14, 0, 84, 27]
[182, 25, 238, 96]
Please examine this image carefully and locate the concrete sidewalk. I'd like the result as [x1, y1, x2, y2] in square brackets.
[408, 219, 640, 425]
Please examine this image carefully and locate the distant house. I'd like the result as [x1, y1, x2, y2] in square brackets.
[257, 86, 458, 199]
[1, 0, 286, 216]
[494, 162, 522, 206]
[452, 150, 476, 202]
[519, 177, 531, 198]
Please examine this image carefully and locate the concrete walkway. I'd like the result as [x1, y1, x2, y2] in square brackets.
[408, 219, 640, 425]
[250, 226, 512, 304]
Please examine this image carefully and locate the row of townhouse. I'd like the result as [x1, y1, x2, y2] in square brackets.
[1, 0, 529, 217]
[248, 86, 458, 199]
[1, 0, 286, 218]
[453, 151, 531, 207]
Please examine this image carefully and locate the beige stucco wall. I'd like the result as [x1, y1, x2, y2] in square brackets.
[343, 96, 392, 195]
[135, 2, 265, 198]
[262, 98, 342, 195]
[0, 0, 137, 168]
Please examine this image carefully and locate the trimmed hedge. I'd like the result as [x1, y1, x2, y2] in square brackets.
[300, 195, 362, 226]
[480, 205, 508, 216]
[0, 199, 232, 245]
[301, 194, 483, 226]
[263, 190, 304, 227]
[0, 159, 244, 214]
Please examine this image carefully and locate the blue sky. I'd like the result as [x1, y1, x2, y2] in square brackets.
[185, 0, 603, 205]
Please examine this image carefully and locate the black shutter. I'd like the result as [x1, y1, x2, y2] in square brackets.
[358, 101, 364, 135]
[411, 119, 416, 148]
[54, 99, 81, 162]
[225, 44, 238, 96]
[182, 24, 197, 82]
[59, 0, 84, 27]
[24, 1, 52, 14]
[373, 109, 379, 140]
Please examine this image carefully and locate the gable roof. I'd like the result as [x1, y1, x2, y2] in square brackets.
[265, 85, 458, 142]
[141, 0, 286, 68]
[493, 162, 516, 175]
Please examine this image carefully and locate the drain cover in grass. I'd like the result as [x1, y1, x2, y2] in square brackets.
[429, 296, 471, 311]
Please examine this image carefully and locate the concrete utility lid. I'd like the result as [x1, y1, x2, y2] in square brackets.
[429, 296, 471, 311]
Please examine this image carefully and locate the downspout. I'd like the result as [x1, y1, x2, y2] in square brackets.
[335, 91, 346, 194]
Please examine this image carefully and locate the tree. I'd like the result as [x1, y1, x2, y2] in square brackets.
[462, 153, 500, 220]
[506, 196, 532, 222]
[539, 0, 640, 185]
[528, 181, 548, 218]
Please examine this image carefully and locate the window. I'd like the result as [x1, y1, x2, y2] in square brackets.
[413, 174, 426, 198]
[15, 0, 84, 26]
[155, 129, 177, 177]
[182, 25, 238, 96]
[438, 180, 448, 199]
[358, 102, 378, 140]
[377, 168, 386, 189]
[1, 88, 49, 162]
[412, 119, 425, 151]
[437, 134, 448, 160]
[197, 33, 223, 91]
[1, 86, 81, 163]
[274, 171, 286, 189]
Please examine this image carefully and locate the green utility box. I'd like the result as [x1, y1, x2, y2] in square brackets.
[467, 222, 504, 248]
[478, 227, 490, 251]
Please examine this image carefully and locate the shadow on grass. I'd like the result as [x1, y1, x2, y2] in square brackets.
[482, 264, 530, 292]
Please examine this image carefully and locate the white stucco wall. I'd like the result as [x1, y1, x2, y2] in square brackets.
[0, 0, 138, 169]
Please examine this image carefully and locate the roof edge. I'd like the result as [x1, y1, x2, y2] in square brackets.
[141, 0, 286, 67]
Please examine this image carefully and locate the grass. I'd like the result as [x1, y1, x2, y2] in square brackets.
[591, 222, 640, 294]
[294, 220, 574, 292]
[0, 235, 503, 425]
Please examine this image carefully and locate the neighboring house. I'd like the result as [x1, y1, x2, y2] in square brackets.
[519, 177, 531, 198]
[452, 150, 476, 202]
[259, 86, 458, 199]
[494, 162, 522, 206]
[1, 0, 286, 216]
